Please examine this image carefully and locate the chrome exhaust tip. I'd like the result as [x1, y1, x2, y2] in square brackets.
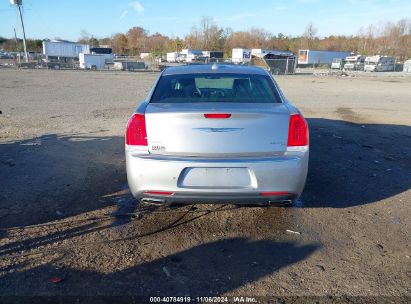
[141, 198, 166, 205]
[268, 200, 293, 206]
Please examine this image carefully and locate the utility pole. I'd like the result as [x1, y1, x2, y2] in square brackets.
[11, 0, 28, 63]
[13, 28, 19, 51]
[13, 28, 20, 64]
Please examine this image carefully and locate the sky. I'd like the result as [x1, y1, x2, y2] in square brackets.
[0, 0, 410, 41]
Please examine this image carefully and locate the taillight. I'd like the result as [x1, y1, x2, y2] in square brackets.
[204, 113, 231, 119]
[144, 191, 174, 196]
[260, 191, 291, 196]
[126, 113, 148, 146]
[287, 114, 308, 147]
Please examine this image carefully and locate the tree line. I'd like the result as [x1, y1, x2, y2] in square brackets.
[1, 17, 410, 60]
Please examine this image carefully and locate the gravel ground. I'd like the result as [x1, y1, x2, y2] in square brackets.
[0, 69, 410, 302]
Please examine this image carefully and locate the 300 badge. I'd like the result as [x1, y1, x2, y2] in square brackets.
[151, 145, 166, 151]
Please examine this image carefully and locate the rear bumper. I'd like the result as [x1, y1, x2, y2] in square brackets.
[126, 150, 309, 204]
[137, 192, 298, 205]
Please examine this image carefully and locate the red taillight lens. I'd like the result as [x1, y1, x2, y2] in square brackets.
[260, 191, 291, 196]
[126, 113, 148, 146]
[287, 114, 308, 147]
[204, 113, 231, 119]
[144, 191, 174, 196]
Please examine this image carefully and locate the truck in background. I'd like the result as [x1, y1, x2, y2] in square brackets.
[42, 40, 90, 69]
[185, 53, 196, 63]
[298, 50, 351, 66]
[79, 53, 106, 70]
[364, 55, 395, 72]
[232, 48, 251, 64]
[207, 51, 224, 59]
[201, 51, 224, 62]
[344, 55, 366, 71]
[166, 52, 179, 63]
[90, 47, 113, 63]
[331, 58, 346, 70]
[181, 49, 202, 62]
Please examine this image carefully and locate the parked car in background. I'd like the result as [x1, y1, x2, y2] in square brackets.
[125, 64, 309, 206]
[0, 51, 13, 59]
[364, 55, 395, 72]
[343, 55, 366, 71]
[113, 61, 146, 71]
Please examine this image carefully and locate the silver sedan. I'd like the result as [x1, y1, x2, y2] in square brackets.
[126, 64, 309, 205]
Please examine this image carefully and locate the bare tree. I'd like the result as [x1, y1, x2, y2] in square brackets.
[185, 17, 226, 51]
[65, 17, 411, 60]
[302, 22, 318, 49]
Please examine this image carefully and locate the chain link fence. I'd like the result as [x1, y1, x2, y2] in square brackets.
[250, 58, 296, 75]
[0, 54, 153, 71]
[1, 54, 297, 75]
[158, 57, 297, 75]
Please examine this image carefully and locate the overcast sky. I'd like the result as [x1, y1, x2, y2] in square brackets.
[0, 0, 410, 41]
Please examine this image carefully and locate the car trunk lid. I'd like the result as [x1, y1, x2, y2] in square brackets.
[145, 102, 290, 157]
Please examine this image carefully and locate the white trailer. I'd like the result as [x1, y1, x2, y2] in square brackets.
[90, 47, 114, 64]
[167, 52, 178, 62]
[344, 55, 366, 71]
[364, 55, 395, 72]
[79, 53, 106, 70]
[298, 50, 351, 65]
[232, 48, 251, 64]
[43, 40, 90, 58]
[402, 59, 411, 72]
[181, 49, 202, 56]
[185, 53, 196, 63]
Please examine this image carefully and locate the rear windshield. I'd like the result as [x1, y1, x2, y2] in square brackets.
[150, 73, 282, 103]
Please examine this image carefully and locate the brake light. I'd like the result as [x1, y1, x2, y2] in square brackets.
[126, 113, 148, 146]
[260, 191, 291, 196]
[287, 114, 308, 147]
[144, 191, 174, 196]
[204, 113, 231, 119]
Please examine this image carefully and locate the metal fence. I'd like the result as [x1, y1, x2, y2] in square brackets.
[251, 58, 296, 75]
[159, 57, 297, 75]
[1, 53, 297, 75]
[0, 55, 155, 71]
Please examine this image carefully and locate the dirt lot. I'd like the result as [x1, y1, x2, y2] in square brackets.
[0, 69, 410, 302]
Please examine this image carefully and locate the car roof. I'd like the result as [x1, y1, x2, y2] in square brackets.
[162, 64, 269, 76]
